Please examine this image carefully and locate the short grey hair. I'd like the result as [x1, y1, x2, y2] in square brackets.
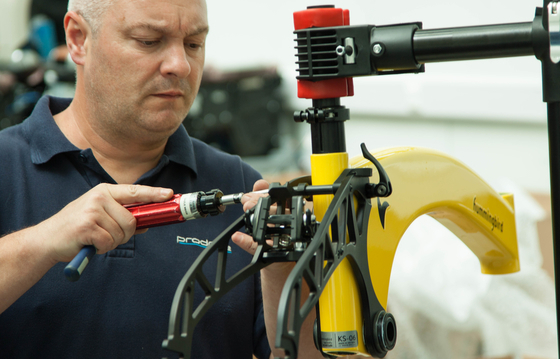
[67, 0, 116, 35]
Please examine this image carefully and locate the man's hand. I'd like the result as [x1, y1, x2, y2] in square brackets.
[42, 183, 174, 263]
[231, 179, 269, 254]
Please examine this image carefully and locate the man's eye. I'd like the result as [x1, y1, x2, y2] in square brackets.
[138, 40, 159, 47]
[186, 43, 202, 50]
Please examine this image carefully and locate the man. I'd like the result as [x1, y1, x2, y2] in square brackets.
[0, 0, 320, 357]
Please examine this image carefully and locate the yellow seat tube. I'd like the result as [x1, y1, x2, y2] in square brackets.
[311, 152, 368, 356]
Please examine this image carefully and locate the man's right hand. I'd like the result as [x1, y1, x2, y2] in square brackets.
[41, 183, 174, 263]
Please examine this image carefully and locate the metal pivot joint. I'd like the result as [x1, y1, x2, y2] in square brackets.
[373, 311, 397, 354]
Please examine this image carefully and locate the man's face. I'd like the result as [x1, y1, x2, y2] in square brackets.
[83, 0, 208, 142]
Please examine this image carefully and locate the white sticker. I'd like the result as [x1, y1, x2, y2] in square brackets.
[321, 330, 358, 349]
[180, 192, 202, 220]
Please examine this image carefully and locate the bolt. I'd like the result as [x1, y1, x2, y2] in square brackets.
[372, 43, 384, 55]
[336, 45, 345, 56]
[279, 234, 291, 247]
[377, 185, 387, 196]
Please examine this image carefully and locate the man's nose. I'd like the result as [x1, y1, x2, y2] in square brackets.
[161, 43, 192, 79]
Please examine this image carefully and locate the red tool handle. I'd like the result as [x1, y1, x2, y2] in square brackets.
[126, 194, 185, 229]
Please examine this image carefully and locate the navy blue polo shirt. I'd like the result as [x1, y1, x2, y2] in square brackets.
[0, 96, 271, 359]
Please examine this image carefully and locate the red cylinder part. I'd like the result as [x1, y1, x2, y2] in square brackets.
[126, 194, 185, 229]
[293, 7, 349, 30]
[297, 78, 354, 99]
[293, 7, 353, 99]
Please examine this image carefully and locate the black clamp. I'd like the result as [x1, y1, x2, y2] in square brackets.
[294, 105, 350, 123]
[360, 143, 393, 198]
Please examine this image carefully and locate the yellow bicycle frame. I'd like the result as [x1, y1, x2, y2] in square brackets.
[312, 146, 519, 356]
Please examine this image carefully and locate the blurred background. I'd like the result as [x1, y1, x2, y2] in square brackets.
[0, 0, 557, 358]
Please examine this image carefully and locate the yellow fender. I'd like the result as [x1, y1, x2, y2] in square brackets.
[353, 146, 519, 307]
[313, 147, 519, 356]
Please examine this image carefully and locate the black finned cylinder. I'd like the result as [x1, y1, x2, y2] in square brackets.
[413, 22, 534, 63]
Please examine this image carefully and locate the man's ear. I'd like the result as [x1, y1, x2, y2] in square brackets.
[64, 11, 91, 66]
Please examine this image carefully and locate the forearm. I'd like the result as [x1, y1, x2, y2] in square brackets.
[0, 225, 58, 314]
[261, 263, 323, 359]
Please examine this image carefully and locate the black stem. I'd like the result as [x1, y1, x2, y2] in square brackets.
[547, 102, 560, 359]
[310, 98, 347, 154]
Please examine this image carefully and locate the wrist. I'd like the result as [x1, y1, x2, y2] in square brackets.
[261, 262, 295, 279]
[19, 224, 60, 267]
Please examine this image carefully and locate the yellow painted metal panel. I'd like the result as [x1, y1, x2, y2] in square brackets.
[351, 147, 519, 309]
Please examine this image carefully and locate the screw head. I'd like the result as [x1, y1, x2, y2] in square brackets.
[377, 184, 387, 196]
[336, 45, 345, 56]
[372, 43, 384, 56]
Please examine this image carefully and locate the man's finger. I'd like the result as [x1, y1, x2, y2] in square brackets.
[104, 184, 174, 205]
[231, 232, 259, 255]
[241, 180, 270, 211]
[102, 199, 137, 243]
[252, 179, 269, 192]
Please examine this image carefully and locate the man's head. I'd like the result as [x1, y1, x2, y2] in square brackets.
[64, 0, 209, 149]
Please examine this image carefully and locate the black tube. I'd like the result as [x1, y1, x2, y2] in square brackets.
[310, 122, 346, 154]
[413, 22, 534, 63]
[538, 2, 560, 357]
[547, 102, 560, 359]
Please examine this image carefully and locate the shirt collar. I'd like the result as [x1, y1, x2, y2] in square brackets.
[164, 120, 198, 175]
[26, 96, 79, 165]
[26, 96, 198, 176]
